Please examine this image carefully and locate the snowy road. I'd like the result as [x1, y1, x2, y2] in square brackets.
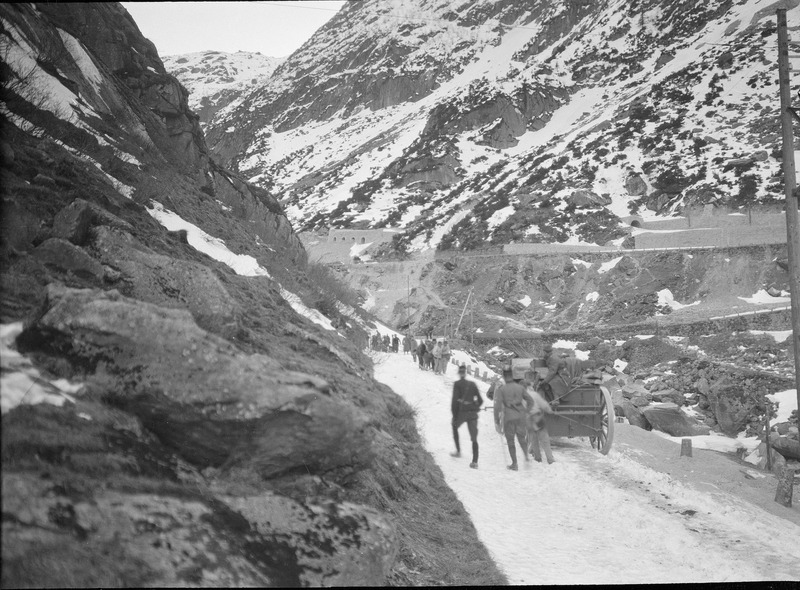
[373, 352, 800, 585]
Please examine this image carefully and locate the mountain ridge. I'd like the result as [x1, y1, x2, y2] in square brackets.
[192, 0, 799, 253]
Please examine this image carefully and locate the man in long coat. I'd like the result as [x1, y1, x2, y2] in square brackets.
[451, 364, 483, 468]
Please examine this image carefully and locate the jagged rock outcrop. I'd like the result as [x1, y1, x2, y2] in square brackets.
[567, 189, 612, 209]
[91, 226, 242, 337]
[17, 284, 375, 478]
[1, 2, 304, 267]
[2, 3, 481, 585]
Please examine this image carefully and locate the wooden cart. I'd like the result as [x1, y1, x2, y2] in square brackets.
[510, 358, 615, 454]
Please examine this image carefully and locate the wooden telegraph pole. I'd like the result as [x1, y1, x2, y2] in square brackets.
[777, 8, 800, 418]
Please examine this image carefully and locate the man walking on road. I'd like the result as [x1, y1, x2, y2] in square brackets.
[451, 364, 483, 469]
[494, 367, 534, 471]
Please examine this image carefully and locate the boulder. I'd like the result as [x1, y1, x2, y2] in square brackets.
[91, 227, 240, 337]
[1, 199, 46, 252]
[641, 403, 711, 437]
[622, 382, 648, 399]
[32, 238, 105, 283]
[53, 199, 134, 246]
[769, 433, 800, 461]
[717, 51, 734, 69]
[767, 286, 783, 297]
[724, 157, 753, 170]
[52, 199, 95, 245]
[502, 300, 526, 314]
[567, 189, 612, 208]
[695, 376, 711, 396]
[706, 377, 756, 436]
[623, 400, 651, 430]
[651, 388, 684, 406]
[625, 174, 648, 196]
[17, 284, 375, 479]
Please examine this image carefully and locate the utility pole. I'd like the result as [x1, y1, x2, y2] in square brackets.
[777, 7, 800, 417]
[407, 275, 410, 331]
[455, 288, 473, 339]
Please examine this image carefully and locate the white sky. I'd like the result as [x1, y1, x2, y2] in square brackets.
[122, 1, 346, 58]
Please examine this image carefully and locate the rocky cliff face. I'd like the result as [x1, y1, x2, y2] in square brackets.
[198, 0, 799, 250]
[0, 4, 504, 586]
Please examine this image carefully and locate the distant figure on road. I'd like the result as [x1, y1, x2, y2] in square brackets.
[440, 339, 451, 374]
[392, 334, 399, 353]
[423, 339, 435, 370]
[432, 340, 443, 374]
[383, 334, 390, 351]
[451, 364, 483, 469]
[403, 334, 414, 355]
[494, 367, 534, 471]
[417, 340, 427, 369]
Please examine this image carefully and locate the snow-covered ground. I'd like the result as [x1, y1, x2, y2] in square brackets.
[373, 352, 800, 584]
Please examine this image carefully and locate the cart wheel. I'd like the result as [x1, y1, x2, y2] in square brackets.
[589, 386, 615, 455]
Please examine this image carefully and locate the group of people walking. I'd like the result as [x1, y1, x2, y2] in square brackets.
[450, 346, 559, 471]
[369, 332, 403, 353]
[413, 337, 451, 374]
[372, 328, 559, 472]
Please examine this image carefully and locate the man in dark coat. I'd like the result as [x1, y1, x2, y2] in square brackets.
[392, 334, 399, 353]
[451, 364, 483, 469]
[416, 340, 427, 369]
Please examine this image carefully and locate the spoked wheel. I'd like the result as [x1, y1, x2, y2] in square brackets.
[589, 386, 615, 455]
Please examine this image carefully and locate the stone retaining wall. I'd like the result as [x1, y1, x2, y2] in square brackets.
[471, 308, 793, 346]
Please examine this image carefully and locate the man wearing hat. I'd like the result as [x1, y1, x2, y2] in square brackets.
[451, 364, 483, 469]
[540, 343, 564, 401]
[494, 366, 535, 471]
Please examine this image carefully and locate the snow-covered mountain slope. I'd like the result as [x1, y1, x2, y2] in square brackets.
[204, 0, 800, 253]
[163, 50, 282, 128]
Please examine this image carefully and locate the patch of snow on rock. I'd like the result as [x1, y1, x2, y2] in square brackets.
[598, 256, 623, 274]
[738, 289, 792, 304]
[147, 201, 271, 278]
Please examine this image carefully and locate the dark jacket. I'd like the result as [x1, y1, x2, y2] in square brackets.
[452, 378, 483, 421]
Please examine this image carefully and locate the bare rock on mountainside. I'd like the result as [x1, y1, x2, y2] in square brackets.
[2, 471, 395, 587]
[1, 3, 507, 586]
[91, 226, 242, 338]
[17, 284, 375, 479]
[567, 189, 613, 209]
